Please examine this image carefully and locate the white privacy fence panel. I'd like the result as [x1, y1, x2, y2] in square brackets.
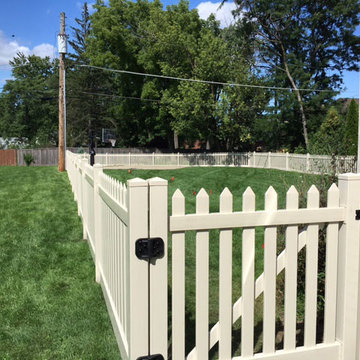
[95, 151, 355, 174]
[288, 154, 308, 173]
[66, 150, 360, 360]
[95, 152, 249, 167]
[270, 152, 287, 170]
[248, 152, 269, 168]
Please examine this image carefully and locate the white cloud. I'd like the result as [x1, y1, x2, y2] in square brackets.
[32, 43, 56, 58]
[0, 30, 56, 66]
[196, 1, 237, 28]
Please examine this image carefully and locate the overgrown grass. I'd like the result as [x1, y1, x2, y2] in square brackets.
[0, 167, 119, 359]
[106, 167, 331, 357]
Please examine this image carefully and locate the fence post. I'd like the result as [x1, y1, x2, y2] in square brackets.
[306, 153, 310, 172]
[127, 178, 149, 359]
[336, 173, 360, 360]
[128, 152, 131, 167]
[81, 158, 88, 240]
[286, 152, 289, 171]
[253, 151, 256, 167]
[268, 152, 271, 168]
[75, 158, 80, 206]
[93, 164, 103, 283]
[148, 177, 168, 359]
[177, 152, 180, 167]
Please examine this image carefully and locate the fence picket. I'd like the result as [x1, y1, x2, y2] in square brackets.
[263, 186, 278, 354]
[172, 189, 186, 360]
[196, 189, 210, 359]
[219, 188, 233, 359]
[241, 187, 256, 357]
[324, 184, 339, 343]
[284, 186, 299, 350]
[304, 185, 320, 347]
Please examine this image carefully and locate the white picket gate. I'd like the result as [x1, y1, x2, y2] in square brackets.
[66, 151, 360, 360]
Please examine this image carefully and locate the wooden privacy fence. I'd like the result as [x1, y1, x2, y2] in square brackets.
[66, 151, 360, 360]
[0, 149, 16, 165]
[17, 148, 60, 166]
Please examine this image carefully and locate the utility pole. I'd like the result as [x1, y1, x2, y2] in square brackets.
[357, 75, 360, 172]
[58, 12, 67, 172]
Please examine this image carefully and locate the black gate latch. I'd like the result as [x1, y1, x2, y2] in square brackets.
[356, 210, 360, 220]
[137, 355, 164, 360]
[136, 238, 164, 260]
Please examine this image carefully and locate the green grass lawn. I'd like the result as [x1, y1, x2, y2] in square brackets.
[0, 167, 120, 359]
[0, 166, 330, 359]
[106, 167, 331, 357]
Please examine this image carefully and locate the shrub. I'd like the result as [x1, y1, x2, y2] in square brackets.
[23, 154, 35, 167]
[345, 99, 358, 155]
[310, 107, 346, 156]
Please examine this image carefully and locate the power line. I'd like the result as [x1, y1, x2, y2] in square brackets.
[78, 64, 335, 93]
[77, 91, 161, 103]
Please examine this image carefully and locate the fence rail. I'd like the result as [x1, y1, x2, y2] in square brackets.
[95, 151, 356, 175]
[1, 148, 357, 174]
[66, 150, 360, 360]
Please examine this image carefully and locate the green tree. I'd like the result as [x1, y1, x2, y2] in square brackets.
[0, 53, 58, 146]
[85, 0, 268, 150]
[87, 0, 165, 147]
[67, 2, 113, 146]
[345, 99, 358, 156]
[310, 106, 345, 155]
[230, 0, 360, 150]
[139, 5, 267, 150]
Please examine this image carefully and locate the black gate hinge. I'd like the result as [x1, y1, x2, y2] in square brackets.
[137, 354, 164, 360]
[136, 237, 164, 260]
[356, 210, 360, 220]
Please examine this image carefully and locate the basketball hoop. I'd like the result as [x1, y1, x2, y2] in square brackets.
[109, 139, 116, 147]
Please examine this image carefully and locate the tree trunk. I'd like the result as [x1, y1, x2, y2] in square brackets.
[173, 131, 179, 150]
[281, 49, 309, 150]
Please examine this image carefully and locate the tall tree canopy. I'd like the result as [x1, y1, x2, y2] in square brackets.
[66, 2, 113, 146]
[1, 0, 359, 153]
[86, 0, 266, 149]
[0, 54, 58, 146]
[231, 0, 360, 150]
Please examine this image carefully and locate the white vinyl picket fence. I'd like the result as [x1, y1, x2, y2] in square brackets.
[66, 150, 360, 360]
[93, 151, 356, 175]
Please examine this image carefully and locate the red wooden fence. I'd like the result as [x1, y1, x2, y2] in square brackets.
[0, 150, 17, 166]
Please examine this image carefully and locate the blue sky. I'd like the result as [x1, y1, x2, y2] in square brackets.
[0, 0, 359, 99]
